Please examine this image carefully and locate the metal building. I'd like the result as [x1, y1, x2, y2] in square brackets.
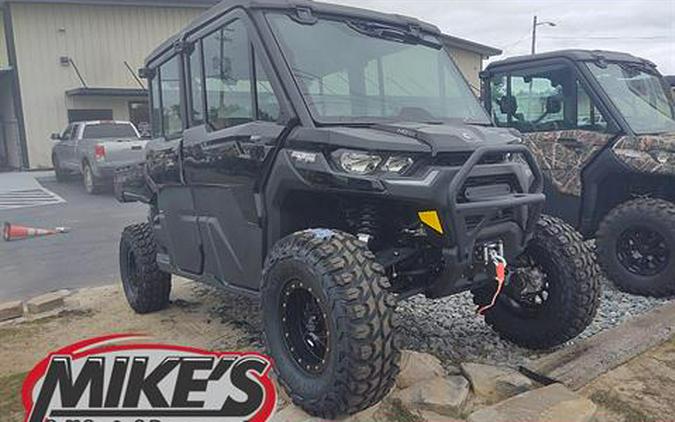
[0, 0, 500, 170]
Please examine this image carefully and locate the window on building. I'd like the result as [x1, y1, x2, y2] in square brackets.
[159, 56, 183, 137]
[189, 42, 205, 125]
[203, 19, 254, 130]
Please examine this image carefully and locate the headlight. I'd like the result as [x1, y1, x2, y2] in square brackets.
[333, 150, 382, 175]
[382, 156, 414, 173]
[331, 149, 415, 175]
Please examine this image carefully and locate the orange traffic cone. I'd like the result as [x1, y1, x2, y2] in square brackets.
[3, 222, 70, 241]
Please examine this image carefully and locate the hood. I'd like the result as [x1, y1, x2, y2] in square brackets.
[288, 122, 521, 154]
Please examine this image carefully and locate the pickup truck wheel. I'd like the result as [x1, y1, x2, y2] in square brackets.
[52, 155, 68, 182]
[597, 198, 675, 297]
[83, 162, 103, 194]
[119, 223, 171, 314]
[261, 229, 400, 418]
[472, 215, 600, 349]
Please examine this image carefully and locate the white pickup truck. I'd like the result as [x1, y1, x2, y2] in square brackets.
[51, 121, 148, 194]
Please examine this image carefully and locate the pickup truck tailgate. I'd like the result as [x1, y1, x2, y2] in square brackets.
[100, 138, 148, 165]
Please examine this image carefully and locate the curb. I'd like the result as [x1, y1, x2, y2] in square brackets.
[521, 300, 675, 390]
[0, 290, 70, 323]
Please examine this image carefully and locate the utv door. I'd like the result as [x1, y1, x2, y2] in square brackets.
[486, 61, 615, 226]
[182, 14, 285, 291]
[146, 55, 204, 275]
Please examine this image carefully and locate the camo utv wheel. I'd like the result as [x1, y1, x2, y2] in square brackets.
[473, 215, 601, 349]
[597, 198, 675, 297]
[120, 223, 172, 314]
[261, 229, 400, 418]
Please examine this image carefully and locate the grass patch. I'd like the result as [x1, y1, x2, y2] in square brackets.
[0, 372, 28, 420]
[590, 390, 652, 422]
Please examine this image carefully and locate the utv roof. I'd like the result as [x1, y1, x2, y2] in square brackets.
[484, 49, 656, 73]
[146, 0, 441, 66]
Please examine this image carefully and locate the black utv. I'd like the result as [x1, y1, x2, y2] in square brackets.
[482, 50, 675, 297]
[117, 1, 600, 417]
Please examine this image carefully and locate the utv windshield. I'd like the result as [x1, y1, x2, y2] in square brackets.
[586, 62, 675, 134]
[266, 13, 490, 125]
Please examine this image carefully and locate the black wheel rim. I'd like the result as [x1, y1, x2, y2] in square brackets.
[616, 226, 669, 276]
[501, 250, 554, 317]
[280, 280, 329, 375]
[122, 247, 139, 297]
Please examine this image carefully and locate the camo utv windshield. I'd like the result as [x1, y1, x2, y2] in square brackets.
[266, 13, 490, 125]
[587, 62, 675, 134]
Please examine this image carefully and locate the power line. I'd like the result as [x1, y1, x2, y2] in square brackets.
[541, 35, 671, 40]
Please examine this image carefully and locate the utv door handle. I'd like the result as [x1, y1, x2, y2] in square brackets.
[558, 138, 584, 150]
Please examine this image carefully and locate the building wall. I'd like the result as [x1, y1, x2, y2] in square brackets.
[0, 75, 21, 168]
[9, 2, 204, 168]
[448, 47, 484, 95]
[0, 10, 8, 68]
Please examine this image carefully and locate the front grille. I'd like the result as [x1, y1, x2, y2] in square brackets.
[432, 152, 506, 167]
[458, 174, 522, 203]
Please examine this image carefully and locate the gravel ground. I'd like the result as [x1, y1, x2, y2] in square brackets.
[397, 275, 672, 367]
[201, 272, 672, 369]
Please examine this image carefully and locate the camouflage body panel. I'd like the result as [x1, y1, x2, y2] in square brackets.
[522, 130, 613, 197]
[612, 132, 675, 176]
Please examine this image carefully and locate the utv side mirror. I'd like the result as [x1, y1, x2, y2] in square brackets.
[51, 133, 62, 141]
[499, 95, 518, 115]
[546, 96, 562, 114]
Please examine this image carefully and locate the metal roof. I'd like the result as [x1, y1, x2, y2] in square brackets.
[485, 49, 654, 72]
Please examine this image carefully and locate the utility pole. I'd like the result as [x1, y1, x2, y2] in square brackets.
[531, 15, 556, 55]
[531, 15, 538, 55]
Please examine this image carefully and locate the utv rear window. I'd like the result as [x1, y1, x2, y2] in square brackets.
[82, 123, 138, 138]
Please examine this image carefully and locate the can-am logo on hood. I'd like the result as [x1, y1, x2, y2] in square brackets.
[22, 334, 277, 422]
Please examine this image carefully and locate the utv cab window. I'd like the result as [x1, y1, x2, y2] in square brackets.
[150, 75, 162, 137]
[203, 19, 254, 130]
[490, 65, 609, 133]
[189, 42, 205, 125]
[159, 56, 183, 137]
[255, 52, 280, 122]
[586, 62, 675, 134]
[266, 13, 489, 124]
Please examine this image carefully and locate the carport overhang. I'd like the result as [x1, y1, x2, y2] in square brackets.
[66, 87, 148, 98]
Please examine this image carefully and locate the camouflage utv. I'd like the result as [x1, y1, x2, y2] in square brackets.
[482, 50, 675, 296]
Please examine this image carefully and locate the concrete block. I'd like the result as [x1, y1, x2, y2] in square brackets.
[26, 292, 65, 314]
[468, 383, 596, 422]
[0, 300, 24, 321]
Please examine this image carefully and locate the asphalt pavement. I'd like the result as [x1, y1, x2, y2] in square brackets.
[0, 172, 147, 301]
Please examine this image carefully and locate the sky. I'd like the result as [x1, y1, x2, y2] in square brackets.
[329, 0, 675, 75]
